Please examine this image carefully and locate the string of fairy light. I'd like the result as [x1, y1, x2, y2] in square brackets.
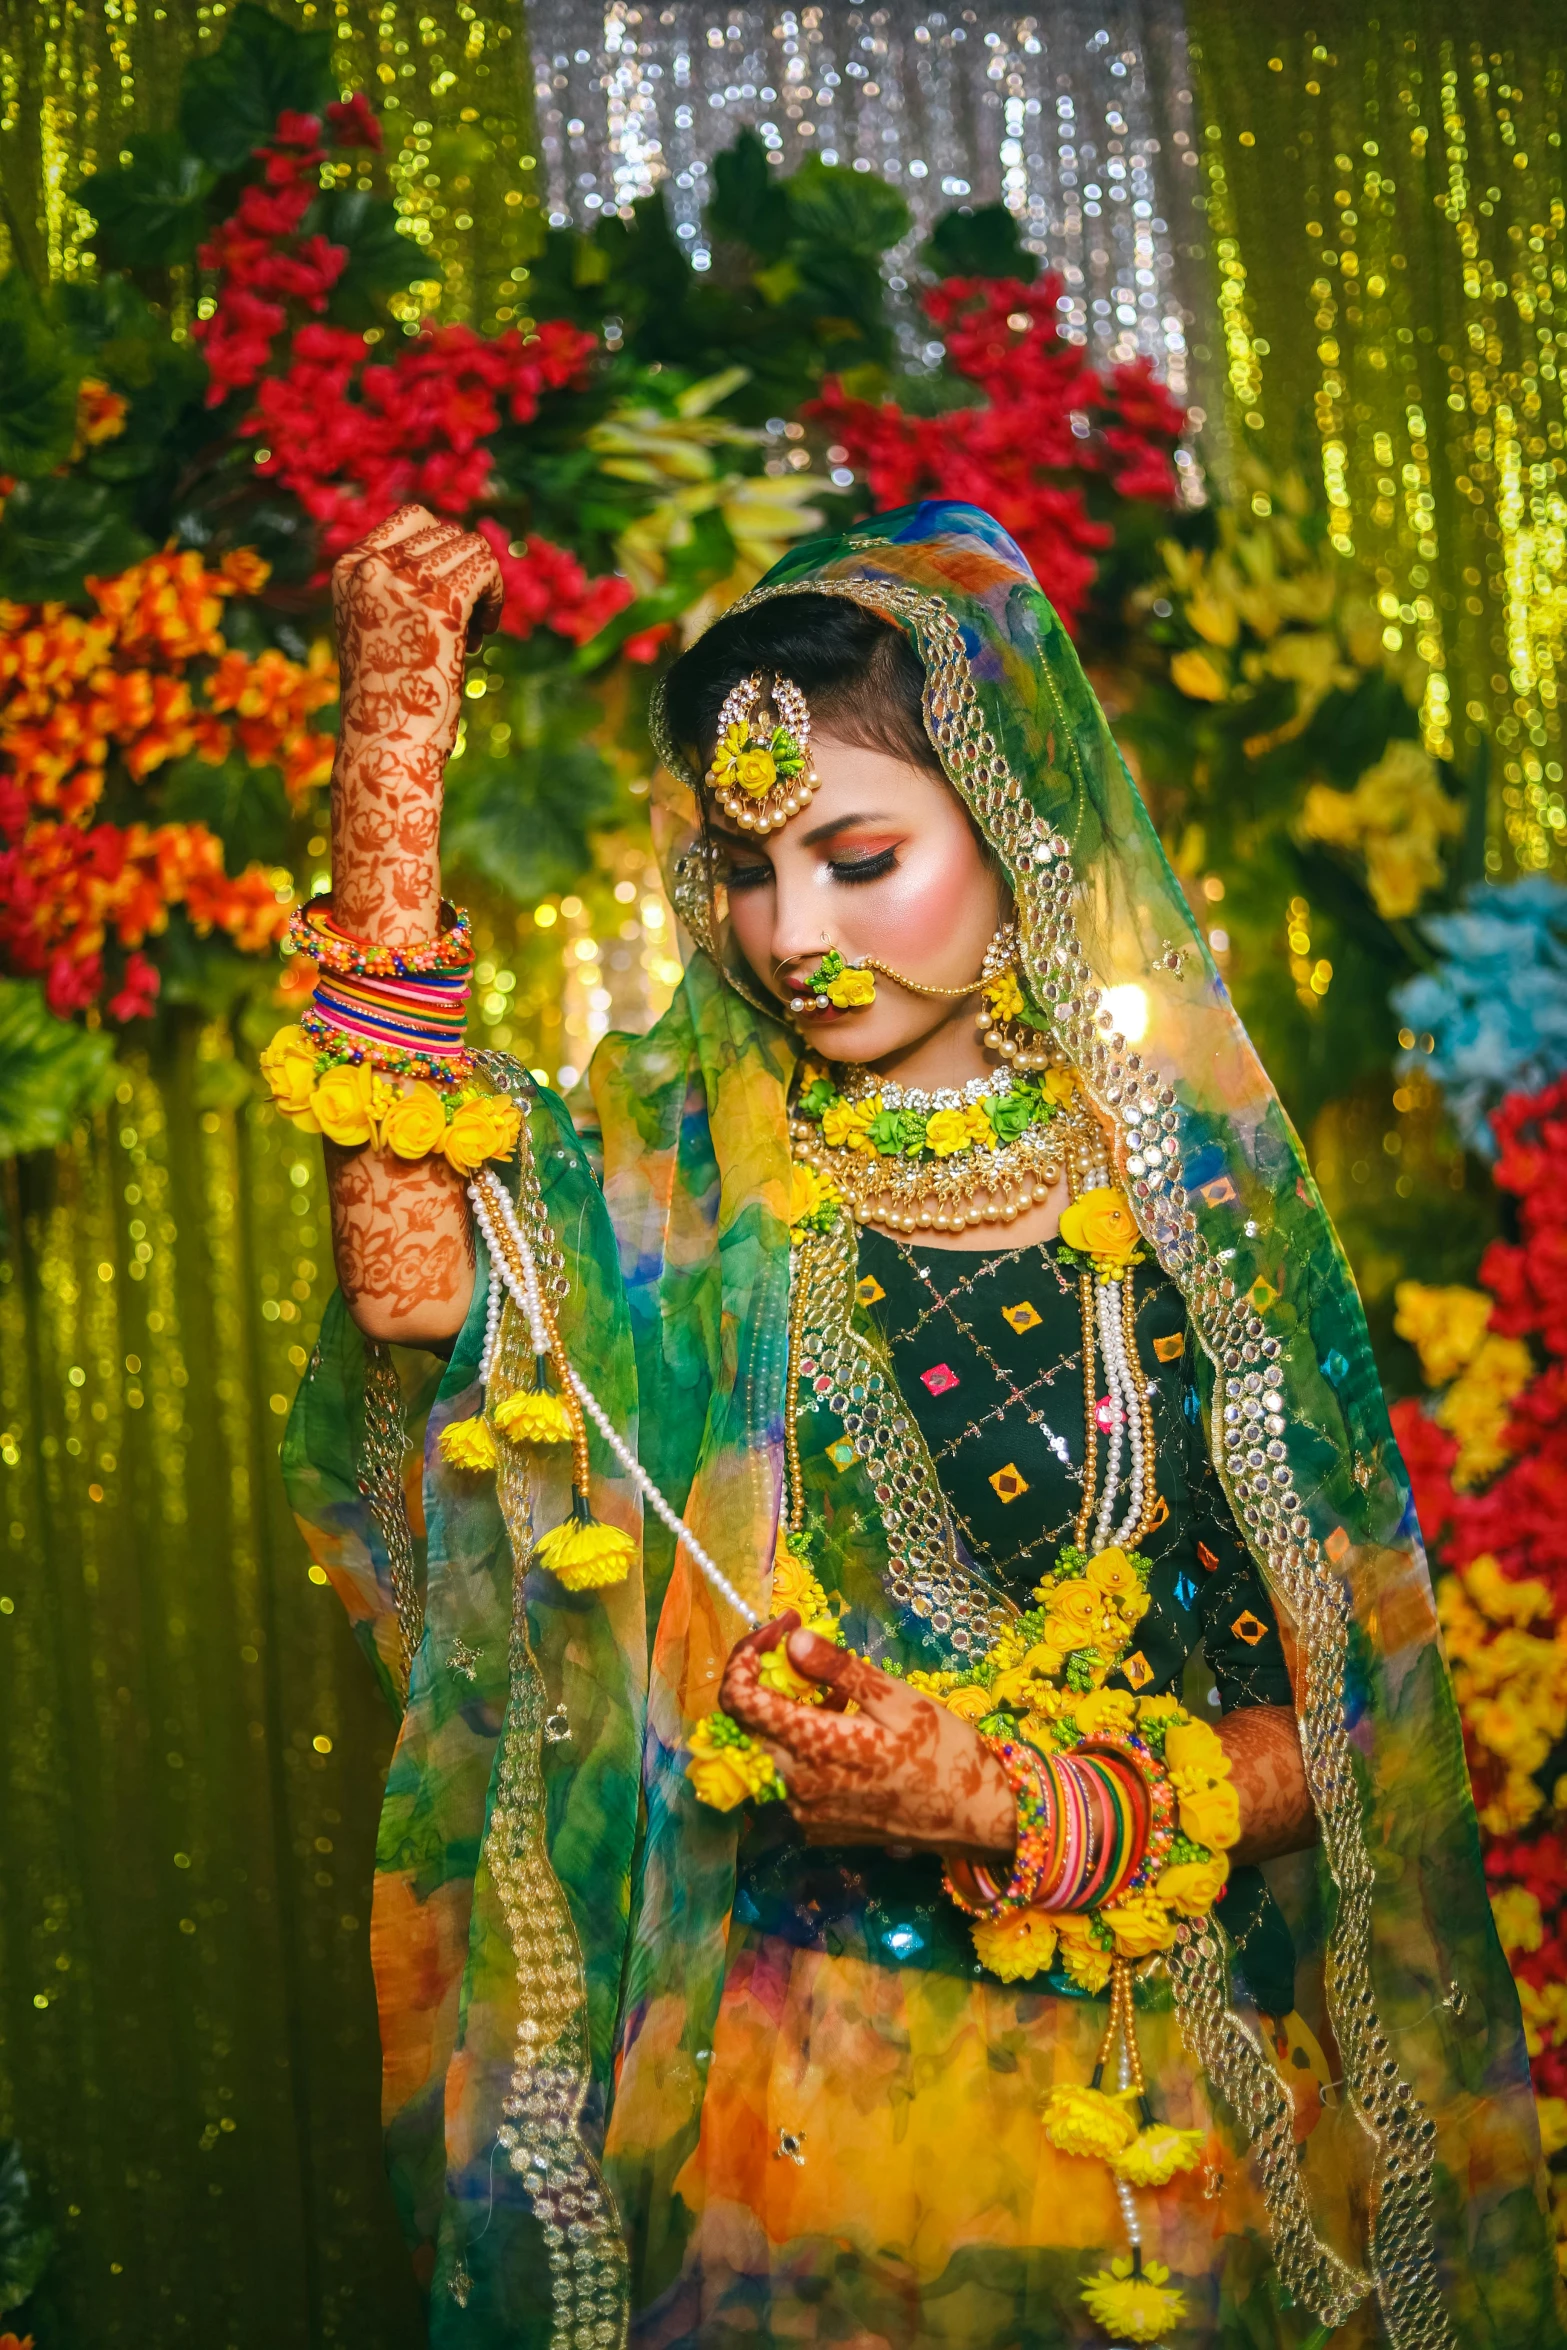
[1188, 5, 1567, 873]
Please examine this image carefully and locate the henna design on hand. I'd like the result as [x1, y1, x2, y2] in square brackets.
[720, 1616, 1017, 1858]
[1216, 1703, 1319, 1866]
[321, 503, 503, 1350]
[328, 1141, 475, 1345]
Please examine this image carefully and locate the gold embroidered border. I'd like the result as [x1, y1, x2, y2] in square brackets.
[712, 572, 1450, 2348]
[477, 1080, 631, 2350]
[360, 1338, 422, 1699]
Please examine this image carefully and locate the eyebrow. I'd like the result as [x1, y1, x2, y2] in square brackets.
[799, 811, 897, 847]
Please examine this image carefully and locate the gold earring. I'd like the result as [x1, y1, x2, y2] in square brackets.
[974, 927, 1052, 1072]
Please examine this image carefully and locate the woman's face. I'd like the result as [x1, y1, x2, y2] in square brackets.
[710, 733, 1007, 1069]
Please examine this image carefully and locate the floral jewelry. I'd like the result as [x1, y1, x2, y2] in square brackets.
[788, 923, 1018, 1021]
[706, 670, 816, 836]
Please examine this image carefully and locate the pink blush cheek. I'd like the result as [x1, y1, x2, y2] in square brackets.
[847, 838, 990, 968]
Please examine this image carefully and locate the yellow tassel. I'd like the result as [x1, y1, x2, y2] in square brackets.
[535, 1494, 634, 1591]
[1110, 2123, 1206, 2187]
[1041, 2082, 1138, 2160]
[439, 1415, 498, 1471]
[494, 1388, 574, 1445]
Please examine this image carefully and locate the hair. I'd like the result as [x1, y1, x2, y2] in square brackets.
[661, 592, 944, 783]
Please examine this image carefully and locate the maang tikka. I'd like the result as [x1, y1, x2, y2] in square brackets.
[706, 670, 818, 836]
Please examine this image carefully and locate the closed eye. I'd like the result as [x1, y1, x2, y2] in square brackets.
[830, 847, 897, 884]
[724, 858, 773, 891]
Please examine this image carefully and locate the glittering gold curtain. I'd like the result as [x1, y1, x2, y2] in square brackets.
[0, 1024, 423, 2344]
[1186, 1, 1567, 873]
[0, 0, 541, 324]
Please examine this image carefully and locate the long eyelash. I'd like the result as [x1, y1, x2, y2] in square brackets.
[831, 848, 898, 884]
[724, 861, 772, 891]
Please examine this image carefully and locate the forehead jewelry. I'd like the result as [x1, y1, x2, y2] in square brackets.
[706, 671, 817, 837]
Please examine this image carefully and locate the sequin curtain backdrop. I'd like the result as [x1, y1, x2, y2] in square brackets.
[1186, 1, 1567, 874]
[530, 1, 1213, 403]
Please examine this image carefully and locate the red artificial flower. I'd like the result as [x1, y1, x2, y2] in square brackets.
[326, 93, 383, 151]
[107, 948, 161, 1023]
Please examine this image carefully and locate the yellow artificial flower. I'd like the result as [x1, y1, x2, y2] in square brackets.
[535, 1513, 635, 1590]
[1111, 2124, 1207, 2187]
[1072, 1686, 1137, 1739]
[381, 1081, 449, 1160]
[710, 719, 750, 785]
[820, 1095, 880, 1151]
[986, 968, 1024, 1022]
[1135, 1692, 1184, 1732]
[492, 1388, 574, 1445]
[684, 1715, 782, 1811]
[938, 1681, 996, 1724]
[1081, 2256, 1188, 2345]
[970, 1906, 1059, 1983]
[1155, 1852, 1231, 1916]
[1176, 1773, 1242, 1851]
[1042, 1068, 1077, 1110]
[1436, 1334, 1533, 1490]
[1084, 1547, 1140, 1601]
[1393, 1280, 1493, 1389]
[1053, 1913, 1114, 1993]
[924, 1105, 978, 1157]
[770, 1529, 832, 1625]
[964, 1100, 996, 1149]
[1057, 1186, 1141, 1264]
[735, 746, 777, 797]
[1298, 738, 1462, 921]
[1162, 1717, 1227, 1779]
[260, 1024, 319, 1118]
[313, 1062, 377, 1147]
[444, 1094, 522, 1174]
[824, 965, 876, 1009]
[1101, 1892, 1178, 1958]
[788, 1161, 840, 1236]
[1043, 1580, 1111, 1645]
[1170, 647, 1228, 701]
[1491, 1885, 1545, 1956]
[758, 1640, 824, 1703]
[1042, 2081, 1137, 2160]
[439, 1415, 498, 1471]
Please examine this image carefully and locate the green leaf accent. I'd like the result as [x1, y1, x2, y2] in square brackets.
[0, 272, 84, 480]
[705, 130, 792, 263]
[178, 2, 336, 173]
[798, 1077, 836, 1120]
[159, 751, 293, 873]
[785, 155, 911, 257]
[441, 667, 623, 902]
[0, 475, 152, 603]
[0, 983, 116, 1165]
[78, 132, 215, 271]
[920, 202, 1040, 284]
[308, 188, 433, 327]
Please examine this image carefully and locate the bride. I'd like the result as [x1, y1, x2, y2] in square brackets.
[277, 497, 1558, 2348]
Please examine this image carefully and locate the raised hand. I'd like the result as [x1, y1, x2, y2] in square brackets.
[329, 504, 503, 946]
[719, 1615, 1017, 1857]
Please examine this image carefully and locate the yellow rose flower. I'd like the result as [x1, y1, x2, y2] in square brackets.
[771, 1532, 832, 1627]
[1073, 1687, 1137, 1739]
[735, 745, 777, 796]
[444, 1094, 521, 1174]
[758, 1641, 825, 1703]
[381, 1081, 449, 1160]
[925, 1105, 975, 1157]
[824, 965, 876, 1009]
[1043, 1579, 1111, 1644]
[1053, 1913, 1114, 1993]
[260, 1024, 318, 1117]
[939, 1682, 996, 1724]
[1170, 647, 1228, 701]
[788, 1162, 840, 1234]
[685, 1715, 781, 1810]
[1042, 2081, 1137, 2160]
[1102, 1892, 1179, 1958]
[1113, 1585, 1151, 1628]
[1176, 1774, 1242, 1851]
[1042, 1068, 1077, 1109]
[1084, 1547, 1139, 1600]
[1155, 1853, 1231, 1917]
[970, 1906, 1058, 1983]
[964, 1101, 995, 1149]
[1136, 1693, 1183, 1732]
[1057, 1186, 1141, 1263]
[312, 1062, 376, 1146]
[820, 1095, 879, 1150]
[1163, 1719, 1228, 1780]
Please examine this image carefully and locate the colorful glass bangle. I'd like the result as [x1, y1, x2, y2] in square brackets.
[289, 894, 473, 977]
[942, 1735, 1056, 1917]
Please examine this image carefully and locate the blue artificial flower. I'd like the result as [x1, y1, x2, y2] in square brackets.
[1392, 877, 1567, 1154]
